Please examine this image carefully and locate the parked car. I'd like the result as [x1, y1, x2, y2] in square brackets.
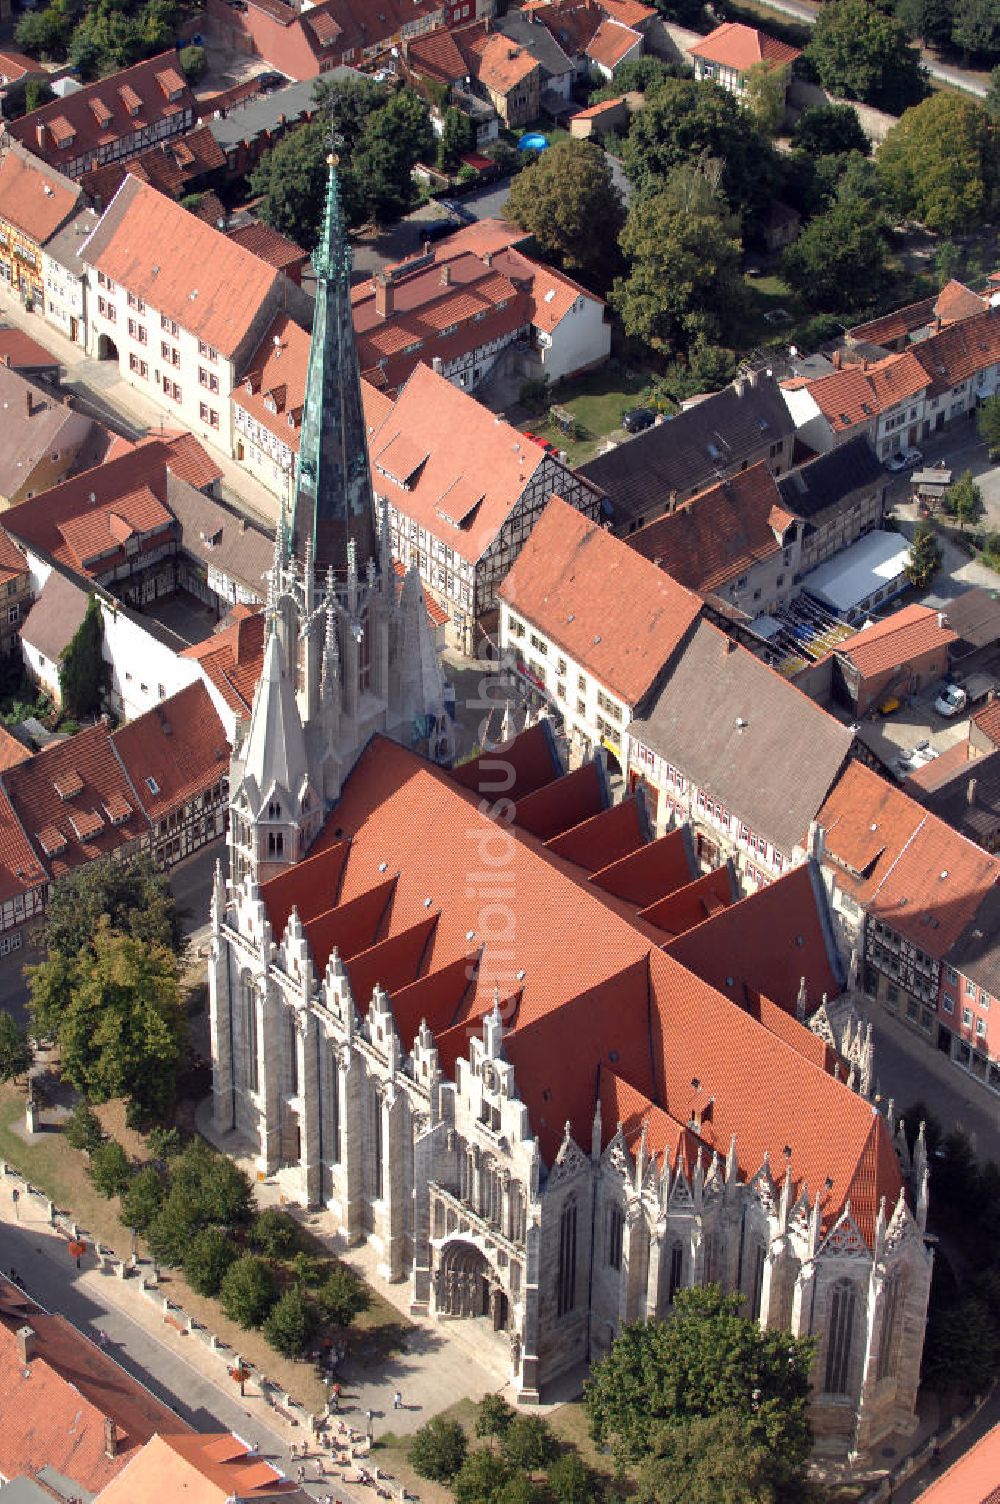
[934, 683, 968, 718]
[886, 446, 923, 473]
[622, 407, 656, 434]
[894, 740, 941, 777]
[440, 198, 476, 225]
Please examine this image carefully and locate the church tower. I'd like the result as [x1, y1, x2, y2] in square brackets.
[225, 157, 453, 887]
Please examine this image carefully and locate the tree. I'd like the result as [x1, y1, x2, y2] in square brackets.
[183, 1226, 237, 1296]
[15, 0, 76, 61]
[895, 0, 954, 47]
[314, 1262, 371, 1327]
[197, 1154, 255, 1228]
[452, 1447, 512, 1504]
[88, 1139, 131, 1198]
[0, 1011, 32, 1084]
[978, 394, 1000, 455]
[878, 93, 997, 235]
[783, 191, 890, 312]
[263, 1286, 317, 1357]
[250, 1207, 302, 1258]
[952, 0, 1000, 59]
[438, 106, 475, 169]
[807, 0, 926, 112]
[584, 1288, 814, 1472]
[505, 139, 624, 286]
[219, 1253, 278, 1329]
[64, 1101, 104, 1153]
[500, 1416, 557, 1472]
[612, 169, 746, 354]
[988, 65, 1000, 121]
[351, 89, 435, 225]
[621, 76, 777, 225]
[23, 79, 55, 113]
[409, 1416, 469, 1482]
[313, 73, 385, 151]
[923, 1292, 999, 1391]
[635, 1411, 783, 1504]
[546, 1452, 595, 1504]
[906, 522, 943, 588]
[944, 469, 985, 530]
[120, 1164, 164, 1232]
[791, 102, 870, 157]
[179, 44, 207, 82]
[147, 1185, 201, 1265]
[29, 918, 185, 1119]
[59, 594, 107, 722]
[743, 62, 786, 135]
[251, 121, 329, 246]
[476, 1393, 516, 1445]
[35, 852, 184, 967]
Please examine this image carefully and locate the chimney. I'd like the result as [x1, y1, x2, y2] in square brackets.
[441, 264, 451, 286]
[3, 355, 9, 368]
[668, 489, 678, 513]
[104, 1417, 118, 1460]
[17, 1325, 36, 1366]
[734, 374, 747, 398]
[968, 778, 978, 807]
[432, 355, 444, 374]
[35, 122, 47, 150]
[937, 610, 947, 630]
[832, 349, 842, 371]
[725, 635, 737, 653]
[483, 250, 493, 268]
[24, 390, 32, 418]
[373, 272, 393, 320]
[807, 819, 826, 865]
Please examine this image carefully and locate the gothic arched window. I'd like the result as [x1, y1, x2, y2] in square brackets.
[877, 1273, 903, 1382]
[748, 1239, 766, 1322]
[607, 1205, 624, 1271]
[370, 1088, 383, 1200]
[825, 1278, 858, 1395]
[241, 975, 258, 1093]
[703, 1229, 719, 1288]
[557, 1200, 577, 1317]
[667, 1240, 684, 1305]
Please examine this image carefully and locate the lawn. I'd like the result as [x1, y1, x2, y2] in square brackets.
[523, 360, 662, 465]
[0, 1082, 407, 1415]
[740, 271, 809, 351]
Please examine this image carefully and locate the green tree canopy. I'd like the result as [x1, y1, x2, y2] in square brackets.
[505, 138, 624, 286]
[250, 1206, 302, 1257]
[952, 0, 1000, 59]
[791, 102, 870, 157]
[314, 1261, 371, 1327]
[183, 1225, 237, 1296]
[500, 1415, 557, 1471]
[453, 1447, 512, 1504]
[220, 1253, 279, 1329]
[351, 88, 435, 224]
[29, 917, 185, 1120]
[584, 1287, 814, 1471]
[546, 1452, 596, 1504]
[978, 393, 1000, 454]
[147, 1183, 201, 1265]
[36, 852, 185, 966]
[988, 64, 1000, 120]
[263, 1286, 318, 1357]
[120, 1164, 164, 1232]
[635, 1410, 783, 1504]
[0, 1011, 32, 1084]
[612, 167, 745, 354]
[944, 469, 985, 530]
[15, 0, 77, 60]
[59, 594, 108, 722]
[621, 75, 776, 225]
[895, 0, 954, 47]
[783, 179, 890, 312]
[179, 44, 207, 82]
[251, 121, 329, 246]
[88, 1138, 131, 1198]
[807, 0, 926, 111]
[410, 1416, 469, 1482]
[439, 105, 475, 168]
[475, 1393, 516, 1444]
[878, 92, 998, 234]
[743, 61, 786, 135]
[906, 521, 943, 587]
[64, 1101, 104, 1152]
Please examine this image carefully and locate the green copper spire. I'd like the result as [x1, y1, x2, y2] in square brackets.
[291, 155, 378, 577]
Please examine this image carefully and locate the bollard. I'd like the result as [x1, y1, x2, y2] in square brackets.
[116, 1260, 128, 1279]
[47, 1201, 55, 1226]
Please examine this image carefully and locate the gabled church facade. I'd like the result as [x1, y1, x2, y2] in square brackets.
[208, 163, 932, 1467]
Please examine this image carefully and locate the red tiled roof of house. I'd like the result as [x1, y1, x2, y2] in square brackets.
[0, 143, 81, 246]
[182, 608, 266, 718]
[848, 296, 938, 350]
[471, 32, 540, 92]
[9, 52, 195, 170]
[3, 442, 176, 578]
[835, 603, 957, 679]
[80, 124, 226, 206]
[0, 327, 60, 371]
[688, 20, 800, 68]
[903, 737, 969, 794]
[259, 731, 904, 1239]
[162, 431, 224, 490]
[570, 94, 625, 120]
[0, 528, 28, 589]
[795, 352, 928, 434]
[0, 50, 45, 83]
[911, 1421, 1000, 1504]
[2, 721, 149, 876]
[81, 175, 280, 358]
[934, 278, 986, 324]
[627, 460, 794, 597]
[227, 219, 307, 273]
[0, 1289, 187, 1494]
[589, 824, 696, 904]
[95, 1431, 298, 1502]
[499, 494, 701, 703]
[585, 17, 641, 66]
[406, 25, 471, 82]
[912, 307, 1000, 398]
[235, 312, 310, 454]
[973, 697, 1000, 749]
[819, 760, 1000, 957]
[544, 795, 646, 871]
[637, 863, 736, 937]
[113, 680, 230, 822]
[0, 781, 46, 905]
[601, 0, 655, 25]
[0, 727, 30, 774]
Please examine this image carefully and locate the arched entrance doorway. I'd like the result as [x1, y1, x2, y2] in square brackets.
[436, 1240, 510, 1331]
[97, 333, 119, 361]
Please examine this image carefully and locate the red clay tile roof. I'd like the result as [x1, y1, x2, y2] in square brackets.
[162, 431, 224, 490]
[585, 17, 641, 66]
[913, 306, 1000, 398]
[637, 863, 736, 937]
[82, 176, 280, 358]
[0, 327, 60, 371]
[260, 733, 904, 1239]
[934, 278, 986, 324]
[81, 124, 226, 206]
[0, 50, 45, 83]
[0, 142, 81, 246]
[819, 760, 1000, 957]
[113, 680, 229, 821]
[10, 52, 195, 170]
[227, 219, 307, 273]
[499, 494, 702, 703]
[95, 1431, 297, 1501]
[627, 460, 794, 597]
[973, 697, 1000, 749]
[2, 721, 149, 876]
[544, 795, 647, 870]
[835, 603, 957, 679]
[182, 608, 266, 718]
[236, 312, 310, 454]
[795, 352, 928, 433]
[689, 19, 799, 68]
[406, 25, 471, 82]
[0, 528, 28, 589]
[589, 824, 696, 903]
[470, 32, 540, 93]
[911, 1421, 1000, 1504]
[570, 94, 625, 119]
[0, 780, 46, 904]
[601, 0, 655, 25]
[848, 296, 938, 350]
[0, 1280, 186, 1493]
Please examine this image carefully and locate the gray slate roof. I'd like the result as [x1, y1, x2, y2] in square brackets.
[628, 618, 855, 855]
[208, 73, 354, 150]
[578, 374, 795, 531]
[498, 13, 574, 77]
[777, 435, 885, 521]
[43, 203, 100, 277]
[21, 569, 89, 661]
[166, 473, 272, 598]
[940, 585, 1000, 654]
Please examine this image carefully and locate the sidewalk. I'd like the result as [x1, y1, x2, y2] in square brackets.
[0, 285, 280, 532]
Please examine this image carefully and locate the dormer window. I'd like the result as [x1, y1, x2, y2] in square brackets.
[267, 799, 281, 819]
